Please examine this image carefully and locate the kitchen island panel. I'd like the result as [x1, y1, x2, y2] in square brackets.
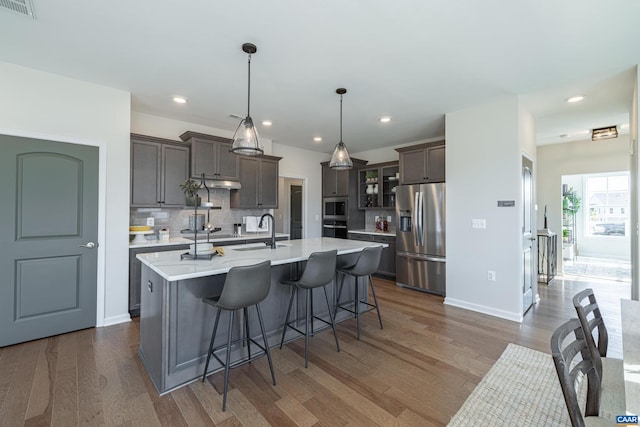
[138, 239, 379, 394]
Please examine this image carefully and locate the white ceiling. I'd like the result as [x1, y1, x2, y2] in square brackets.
[0, 1, 638, 153]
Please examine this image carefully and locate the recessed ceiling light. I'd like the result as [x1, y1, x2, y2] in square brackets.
[173, 96, 188, 104]
[592, 126, 618, 141]
[313, 137, 322, 143]
[559, 134, 568, 138]
[379, 116, 392, 123]
[566, 95, 584, 103]
[262, 120, 272, 126]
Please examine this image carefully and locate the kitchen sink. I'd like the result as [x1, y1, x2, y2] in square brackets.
[231, 243, 292, 251]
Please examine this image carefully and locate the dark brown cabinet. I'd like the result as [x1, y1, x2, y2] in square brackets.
[397, 141, 445, 184]
[230, 155, 281, 209]
[179, 131, 239, 181]
[358, 161, 399, 210]
[322, 166, 350, 197]
[347, 232, 396, 278]
[131, 134, 190, 208]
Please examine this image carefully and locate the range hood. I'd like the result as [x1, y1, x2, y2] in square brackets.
[204, 179, 242, 190]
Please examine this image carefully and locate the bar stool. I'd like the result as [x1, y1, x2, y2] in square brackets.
[279, 249, 340, 368]
[201, 260, 275, 411]
[335, 245, 383, 340]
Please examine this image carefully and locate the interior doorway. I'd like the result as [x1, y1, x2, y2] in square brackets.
[561, 172, 630, 282]
[275, 177, 304, 240]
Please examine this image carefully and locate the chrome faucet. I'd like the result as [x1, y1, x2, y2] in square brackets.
[259, 213, 276, 249]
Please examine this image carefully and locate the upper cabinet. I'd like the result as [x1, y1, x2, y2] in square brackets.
[131, 134, 190, 208]
[230, 155, 281, 209]
[322, 166, 350, 197]
[396, 140, 445, 185]
[321, 159, 367, 198]
[358, 161, 399, 209]
[179, 131, 239, 181]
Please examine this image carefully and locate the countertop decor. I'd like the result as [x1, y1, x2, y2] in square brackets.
[129, 232, 290, 249]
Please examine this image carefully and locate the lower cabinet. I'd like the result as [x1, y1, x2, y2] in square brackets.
[347, 232, 396, 278]
[129, 244, 189, 316]
[129, 236, 290, 316]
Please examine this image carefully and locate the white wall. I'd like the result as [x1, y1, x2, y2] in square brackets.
[0, 61, 131, 326]
[444, 96, 524, 322]
[131, 111, 273, 154]
[630, 66, 639, 300]
[272, 143, 327, 238]
[351, 136, 445, 164]
[537, 135, 630, 270]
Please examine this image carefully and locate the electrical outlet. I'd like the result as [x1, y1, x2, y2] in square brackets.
[487, 270, 496, 281]
[375, 216, 380, 222]
[472, 219, 486, 229]
[387, 215, 392, 222]
[146, 217, 155, 226]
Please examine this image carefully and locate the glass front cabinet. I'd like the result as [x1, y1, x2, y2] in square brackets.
[358, 161, 399, 209]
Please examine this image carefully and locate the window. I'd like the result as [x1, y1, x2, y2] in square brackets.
[586, 174, 629, 237]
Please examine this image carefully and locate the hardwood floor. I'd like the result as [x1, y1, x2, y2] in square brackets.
[0, 276, 629, 426]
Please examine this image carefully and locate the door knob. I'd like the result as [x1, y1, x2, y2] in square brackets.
[77, 242, 98, 248]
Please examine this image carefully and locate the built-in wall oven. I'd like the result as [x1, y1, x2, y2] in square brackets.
[323, 197, 348, 239]
[323, 219, 348, 239]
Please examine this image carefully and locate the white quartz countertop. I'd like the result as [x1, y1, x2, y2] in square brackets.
[137, 237, 388, 281]
[348, 229, 396, 237]
[129, 233, 290, 249]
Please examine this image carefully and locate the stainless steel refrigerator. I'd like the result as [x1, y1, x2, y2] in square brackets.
[395, 183, 446, 295]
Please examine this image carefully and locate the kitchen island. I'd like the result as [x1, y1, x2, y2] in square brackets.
[137, 237, 387, 394]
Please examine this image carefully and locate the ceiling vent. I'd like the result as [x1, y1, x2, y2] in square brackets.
[592, 126, 618, 141]
[0, 0, 35, 18]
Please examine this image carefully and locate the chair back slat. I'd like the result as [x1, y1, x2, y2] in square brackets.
[551, 318, 602, 427]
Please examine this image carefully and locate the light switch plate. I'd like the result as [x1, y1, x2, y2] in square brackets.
[472, 219, 486, 229]
[146, 217, 155, 226]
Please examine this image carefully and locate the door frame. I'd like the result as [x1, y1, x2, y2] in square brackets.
[277, 175, 307, 239]
[522, 154, 538, 312]
[0, 127, 107, 326]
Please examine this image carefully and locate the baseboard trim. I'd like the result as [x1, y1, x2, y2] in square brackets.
[101, 314, 132, 327]
[444, 297, 523, 323]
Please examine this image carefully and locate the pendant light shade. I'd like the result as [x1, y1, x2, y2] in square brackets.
[329, 88, 353, 170]
[231, 43, 264, 156]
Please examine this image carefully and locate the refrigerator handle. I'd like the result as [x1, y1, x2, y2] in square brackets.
[413, 191, 420, 246]
[417, 191, 424, 246]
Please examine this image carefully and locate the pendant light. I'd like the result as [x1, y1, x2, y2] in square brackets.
[329, 88, 353, 170]
[231, 43, 264, 156]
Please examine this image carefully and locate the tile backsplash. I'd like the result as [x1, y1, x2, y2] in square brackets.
[365, 209, 396, 232]
[130, 188, 269, 240]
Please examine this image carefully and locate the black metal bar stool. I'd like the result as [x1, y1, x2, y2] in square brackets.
[335, 245, 383, 340]
[279, 249, 340, 368]
[201, 260, 275, 411]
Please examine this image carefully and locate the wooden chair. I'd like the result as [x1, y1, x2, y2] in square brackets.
[572, 288, 625, 417]
[550, 318, 610, 427]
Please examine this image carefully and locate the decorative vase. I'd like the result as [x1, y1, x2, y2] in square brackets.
[373, 184, 378, 195]
[366, 184, 374, 195]
[185, 196, 201, 206]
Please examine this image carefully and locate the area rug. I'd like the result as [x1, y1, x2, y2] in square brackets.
[448, 343, 571, 426]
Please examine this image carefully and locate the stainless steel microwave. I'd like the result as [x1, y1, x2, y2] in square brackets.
[324, 197, 347, 219]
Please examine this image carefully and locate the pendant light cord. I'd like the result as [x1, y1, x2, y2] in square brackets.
[339, 94, 343, 143]
[247, 54, 252, 117]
